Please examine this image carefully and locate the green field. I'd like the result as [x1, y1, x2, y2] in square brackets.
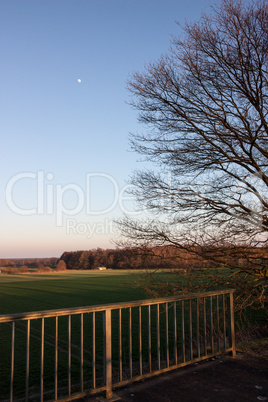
[0, 270, 265, 401]
[0, 270, 147, 315]
[0, 270, 192, 401]
[0, 271, 150, 400]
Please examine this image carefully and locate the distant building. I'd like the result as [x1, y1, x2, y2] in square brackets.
[95, 267, 106, 270]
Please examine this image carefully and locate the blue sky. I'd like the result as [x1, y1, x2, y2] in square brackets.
[0, 0, 221, 258]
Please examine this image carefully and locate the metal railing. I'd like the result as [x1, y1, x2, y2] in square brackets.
[0, 289, 235, 401]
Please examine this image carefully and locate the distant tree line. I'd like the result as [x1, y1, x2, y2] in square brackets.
[59, 246, 268, 271]
[1, 259, 66, 274]
[59, 247, 182, 270]
[0, 257, 58, 268]
[1, 248, 205, 271]
[60, 248, 137, 270]
[2, 245, 267, 274]
[60, 248, 161, 269]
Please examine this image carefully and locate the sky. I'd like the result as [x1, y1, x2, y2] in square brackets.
[0, 0, 222, 258]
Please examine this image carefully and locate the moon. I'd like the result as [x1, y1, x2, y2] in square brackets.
[77, 78, 81, 83]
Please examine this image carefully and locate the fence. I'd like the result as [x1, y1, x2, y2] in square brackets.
[0, 289, 235, 401]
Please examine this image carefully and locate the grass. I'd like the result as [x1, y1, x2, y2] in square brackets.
[0, 270, 148, 400]
[0, 270, 211, 399]
[237, 338, 268, 358]
[0, 270, 147, 315]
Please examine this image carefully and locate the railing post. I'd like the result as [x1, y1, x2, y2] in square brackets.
[229, 291, 236, 357]
[10, 322, 15, 402]
[104, 309, 113, 399]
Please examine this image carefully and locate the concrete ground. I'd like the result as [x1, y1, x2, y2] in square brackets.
[81, 354, 268, 402]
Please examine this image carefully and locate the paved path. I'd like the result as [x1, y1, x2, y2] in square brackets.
[81, 354, 268, 402]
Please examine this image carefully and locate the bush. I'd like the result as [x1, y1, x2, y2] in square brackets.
[38, 265, 52, 272]
[9, 268, 19, 275]
[55, 260, 67, 271]
[19, 265, 28, 273]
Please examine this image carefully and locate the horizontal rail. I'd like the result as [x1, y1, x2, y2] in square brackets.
[0, 289, 235, 323]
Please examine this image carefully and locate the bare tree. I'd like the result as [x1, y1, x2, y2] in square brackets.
[118, 0, 268, 311]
